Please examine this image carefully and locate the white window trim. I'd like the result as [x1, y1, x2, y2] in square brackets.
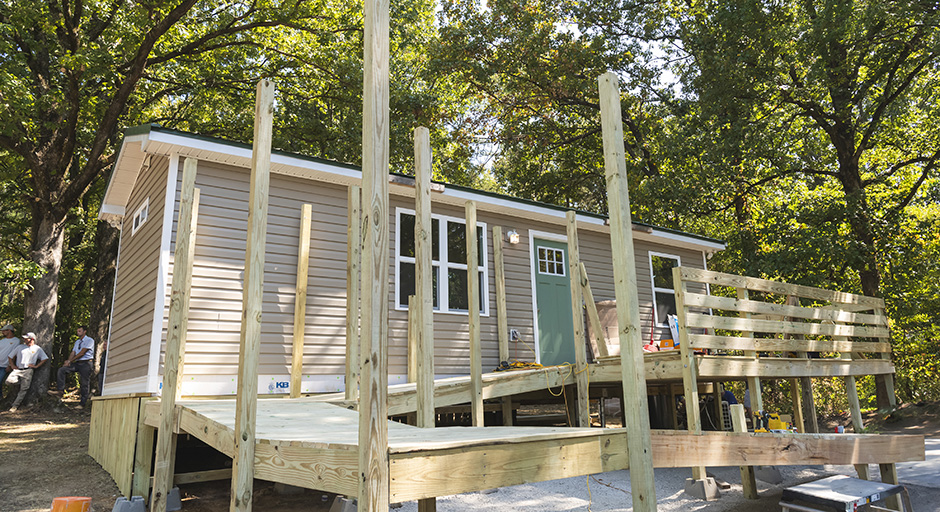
[394, 207, 489, 316]
[649, 251, 681, 327]
[536, 246, 566, 276]
[131, 197, 150, 236]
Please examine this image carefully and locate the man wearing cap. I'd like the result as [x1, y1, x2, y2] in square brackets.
[0, 324, 20, 400]
[49, 326, 95, 407]
[6, 332, 48, 412]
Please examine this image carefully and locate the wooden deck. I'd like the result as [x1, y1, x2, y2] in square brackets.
[139, 398, 924, 502]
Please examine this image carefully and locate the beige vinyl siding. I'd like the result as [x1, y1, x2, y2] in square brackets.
[163, 160, 352, 379]
[106, 156, 168, 384]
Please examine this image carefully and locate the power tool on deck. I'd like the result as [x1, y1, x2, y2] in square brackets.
[753, 410, 797, 433]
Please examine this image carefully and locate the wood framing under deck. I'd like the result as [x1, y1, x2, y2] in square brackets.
[135, 398, 923, 503]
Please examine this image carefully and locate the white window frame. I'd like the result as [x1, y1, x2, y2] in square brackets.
[394, 207, 489, 316]
[536, 246, 566, 276]
[649, 251, 681, 327]
[131, 197, 150, 236]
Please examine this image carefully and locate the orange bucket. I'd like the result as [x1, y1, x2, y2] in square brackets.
[50, 497, 91, 512]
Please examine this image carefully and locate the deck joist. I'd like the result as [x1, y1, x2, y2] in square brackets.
[141, 398, 923, 503]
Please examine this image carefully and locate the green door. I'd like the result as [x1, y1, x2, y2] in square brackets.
[534, 239, 575, 366]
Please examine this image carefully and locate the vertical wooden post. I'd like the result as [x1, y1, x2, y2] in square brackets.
[598, 71, 656, 511]
[132, 398, 156, 502]
[290, 204, 313, 398]
[801, 376, 818, 433]
[414, 126, 437, 512]
[879, 463, 902, 511]
[789, 379, 805, 433]
[359, 0, 391, 505]
[714, 383, 725, 431]
[151, 157, 199, 512]
[730, 404, 758, 499]
[492, 226, 513, 426]
[407, 297, 418, 384]
[230, 79, 274, 512]
[465, 201, 484, 427]
[346, 186, 361, 401]
[566, 211, 590, 427]
[414, 127, 435, 431]
[579, 263, 608, 359]
[737, 288, 763, 418]
[674, 268, 706, 481]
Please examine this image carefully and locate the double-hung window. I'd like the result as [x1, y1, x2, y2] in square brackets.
[396, 208, 488, 315]
[649, 252, 680, 326]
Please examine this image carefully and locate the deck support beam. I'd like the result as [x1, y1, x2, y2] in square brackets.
[151, 157, 199, 512]
[359, 0, 391, 506]
[465, 201, 484, 427]
[346, 186, 361, 401]
[230, 79, 274, 512]
[566, 211, 590, 427]
[579, 262, 608, 359]
[598, 71, 656, 512]
[290, 204, 313, 398]
[493, 226, 513, 426]
[730, 404, 758, 499]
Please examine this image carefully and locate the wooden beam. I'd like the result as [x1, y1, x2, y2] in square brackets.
[465, 201, 484, 427]
[597, 71, 656, 511]
[151, 157, 199, 512]
[579, 262, 608, 359]
[684, 313, 890, 339]
[674, 267, 705, 480]
[682, 292, 888, 326]
[492, 226, 513, 426]
[414, 126, 435, 433]
[346, 186, 361, 401]
[132, 398, 156, 502]
[566, 212, 590, 427]
[790, 379, 805, 433]
[230, 79, 275, 512]
[360, 0, 391, 504]
[290, 204, 313, 398]
[686, 334, 890, 354]
[730, 404, 758, 499]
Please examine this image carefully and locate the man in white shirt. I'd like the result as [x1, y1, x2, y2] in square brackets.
[0, 324, 20, 401]
[49, 326, 95, 407]
[6, 332, 48, 412]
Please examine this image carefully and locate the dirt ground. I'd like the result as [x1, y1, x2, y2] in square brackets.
[0, 398, 937, 512]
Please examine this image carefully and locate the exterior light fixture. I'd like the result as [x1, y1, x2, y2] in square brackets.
[506, 229, 520, 245]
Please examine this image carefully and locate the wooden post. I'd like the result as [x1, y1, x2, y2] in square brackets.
[414, 127, 437, 512]
[598, 71, 656, 511]
[579, 262, 608, 359]
[407, 297, 418, 384]
[465, 201, 484, 427]
[737, 288, 763, 420]
[230, 79, 274, 512]
[359, 0, 391, 505]
[789, 379, 805, 432]
[879, 463, 902, 511]
[132, 398, 156, 502]
[832, 311, 869, 480]
[730, 404, 758, 499]
[290, 204, 313, 398]
[801, 376, 818, 433]
[714, 383, 725, 431]
[566, 211, 590, 427]
[346, 186, 361, 401]
[151, 157, 199, 512]
[674, 267, 706, 481]
[414, 127, 435, 431]
[493, 226, 513, 426]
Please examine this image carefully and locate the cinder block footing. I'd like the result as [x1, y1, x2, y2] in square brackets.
[755, 465, 783, 484]
[111, 496, 146, 512]
[330, 496, 357, 512]
[684, 477, 721, 501]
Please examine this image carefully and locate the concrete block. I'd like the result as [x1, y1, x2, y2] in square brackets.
[329, 496, 357, 512]
[111, 496, 145, 512]
[755, 465, 783, 484]
[167, 487, 182, 512]
[684, 477, 721, 501]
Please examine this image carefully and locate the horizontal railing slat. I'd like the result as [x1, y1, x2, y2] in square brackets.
[686, 334, 892, 353]
[677, 268, 885, 307]
[686, 313, 891, 339]
[682, 293, 888, 326]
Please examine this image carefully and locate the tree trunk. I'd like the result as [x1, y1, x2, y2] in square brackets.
[22, 209, 67, 406]
[90, 220, 121, 390]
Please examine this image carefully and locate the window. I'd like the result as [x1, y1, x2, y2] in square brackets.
[131, 198, 149, 236]
[537, 247, 566, 276]
[649, 252, 680, 326]
[395, 208, 488, 315]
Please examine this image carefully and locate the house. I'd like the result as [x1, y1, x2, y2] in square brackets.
[97, 124, 725, 397]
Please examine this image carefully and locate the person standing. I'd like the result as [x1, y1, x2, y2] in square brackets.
[48, 326, 95, 407]
[0, 325, 20, 401]
[6, 332, 48, 412]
